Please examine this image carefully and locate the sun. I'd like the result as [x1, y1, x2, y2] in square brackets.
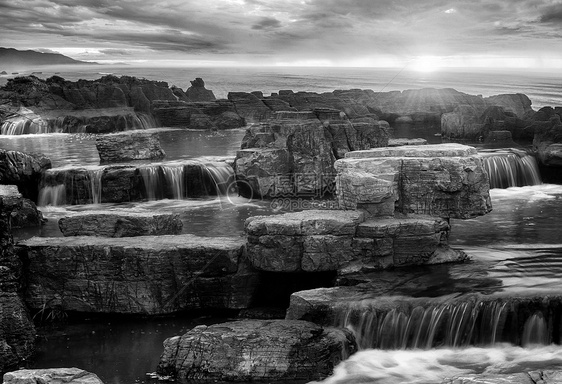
[411, 55, 442, 73]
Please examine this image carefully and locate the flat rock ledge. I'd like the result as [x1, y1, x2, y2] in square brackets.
[157, 319, 356, 382]
[246, 210, 465, 273]
[95, 129, 165, 163]
[19, 235, 257, 314]
[2, 368, 103, 384]
[58, 211, 182, 237]
[336, 143, 492, 219]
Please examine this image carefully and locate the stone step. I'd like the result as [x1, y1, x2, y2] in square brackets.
[58, 211, 183, 237]
[19, 235, 257, 315]
[245, 210, 465, 273]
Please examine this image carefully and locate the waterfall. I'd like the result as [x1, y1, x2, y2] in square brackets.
[480, 148, 542, 188]
[37, 184, 66, 206]
[137, 160, 236, 201]
[1, 108, 156, 135]
[336, 297, 558, 350]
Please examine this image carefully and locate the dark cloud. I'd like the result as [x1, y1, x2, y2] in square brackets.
[540, 3, 562, 22]
[252, 17, 282, 30]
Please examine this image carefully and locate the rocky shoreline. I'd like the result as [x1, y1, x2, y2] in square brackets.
[1, 74, 562, 383]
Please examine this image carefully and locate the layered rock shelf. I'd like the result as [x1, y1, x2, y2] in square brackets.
[95, 129, 166, 163]
[58, 211, 183, 237]
[336, 143, 492, 219]
[19, 235, 258, 314]
[157, 319, 356, 382]
[245, 210, 464, 273]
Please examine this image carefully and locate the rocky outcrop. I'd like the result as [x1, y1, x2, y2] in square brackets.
[532, 107, 562, 167]
[336, 144, 492, 219]
[245, 210, 465, 273]
[184, 77, 216, 102]
[151, 100, 245, 130]
[0, 185, 35, 372]
[157, 320, 356, 382]
[95, 130, 166, 163]
[442, 371, 562, 384]
[58, 211, 182, 237]
[2, 368, 104, 384]
[10, 198, 45, 228]
[19, 234, 258, 314]
[235, 112, 389, 198]
[0, 149, 51, 201]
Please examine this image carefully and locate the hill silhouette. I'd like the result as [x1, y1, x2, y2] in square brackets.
[0, 47, 94, 70]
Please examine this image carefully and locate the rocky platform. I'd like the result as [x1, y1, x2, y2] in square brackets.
[246, 210, 466, 273]
[58, 211, 182, 237]
[2, 368, 103, 384]
[18, 235, 257, 314]
[336, 143, 492, 219]
[95, 129, 166, 163]
[157, 319, 356, 382]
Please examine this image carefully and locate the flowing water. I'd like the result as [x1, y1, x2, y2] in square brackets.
[1, 66, 562, 383]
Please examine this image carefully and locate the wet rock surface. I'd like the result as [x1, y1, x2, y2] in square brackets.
[19, 235, 257, 314]
[157, 319, 356, 382]
[58, 211, 183, 237]
[0, 149, 51, 201]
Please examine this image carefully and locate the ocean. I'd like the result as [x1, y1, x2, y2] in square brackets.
[1, 64, 562, 109]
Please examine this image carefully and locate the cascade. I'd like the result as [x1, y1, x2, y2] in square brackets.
[480, 148, 542, 188]
[37, 167, 106, 206]
[336, 296, 560, 350]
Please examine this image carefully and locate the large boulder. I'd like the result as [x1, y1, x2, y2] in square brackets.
[2, 368, 104, 384]
[19, 234, 258, 314]
[58, 211, 182, 237]
[157, 319, 356, 382]
[95, 130, 166, 163]
[10, 198, 44, 228]
[336, 144, 492, 219]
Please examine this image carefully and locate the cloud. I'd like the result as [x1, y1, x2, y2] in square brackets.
[540, 3, 562, 22]
[252, 17, 282, 30]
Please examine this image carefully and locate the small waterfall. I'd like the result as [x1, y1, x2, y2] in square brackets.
[89, 169, 104, 204]
[480, 148, 542, 188]
[336, 297, 560, 350]
[138, 160, 236, 201]
[37, 184, 66, 206]
[522, 312, 549, 347]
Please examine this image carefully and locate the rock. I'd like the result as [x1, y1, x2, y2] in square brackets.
[245, 210, 464, 272]
[2, 368, 104, 384]
[20, 234, 258, 314]
[184, 78, 216, 102]
[0, 149, 51, 201]
[484, 93, 534, 119]
[58, 211, 182, 237]
[235, 117, 389, 198]
[441, 372, 535, 383]
[388, 138, 428, 146]
[336, 143, 492, 219]
[10, 198, 44, 228]
[157, 319, 356, 382]
[484, 130, 516, 146]
[228, 92, 273, 122]
[95, 130, 166, 163]
[0, 185, 35, 372]
[533, 113, 562, 167]
[441, 105, 486, 141]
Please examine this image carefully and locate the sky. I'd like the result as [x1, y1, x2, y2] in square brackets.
[1, 0, 562, 69]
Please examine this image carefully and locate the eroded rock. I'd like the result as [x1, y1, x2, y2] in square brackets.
[157, 319, 356, 382]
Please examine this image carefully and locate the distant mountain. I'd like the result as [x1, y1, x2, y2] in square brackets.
[0, 47, 95, 69]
